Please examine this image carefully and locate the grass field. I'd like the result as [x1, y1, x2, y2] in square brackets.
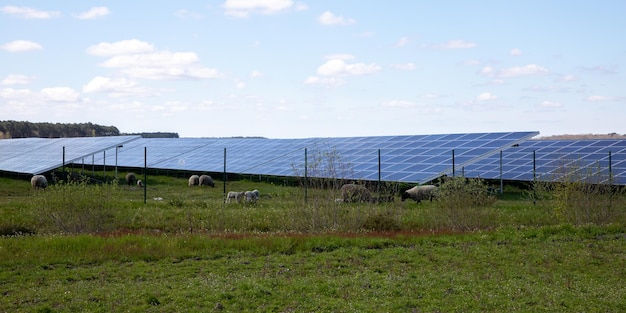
[1, 174, 625, 312]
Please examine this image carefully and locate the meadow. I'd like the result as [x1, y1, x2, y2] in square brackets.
[1, 174, 625, 312]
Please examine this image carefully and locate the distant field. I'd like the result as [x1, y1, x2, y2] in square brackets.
[1, 175, 625, 312]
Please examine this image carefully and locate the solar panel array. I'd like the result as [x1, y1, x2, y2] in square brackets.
[0, 136, 140, 175]
[463, 139, 626, 185]
[78, 131, 539, 183]
[17, 132, 626, 185]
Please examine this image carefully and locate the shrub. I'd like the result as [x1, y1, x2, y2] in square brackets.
[433, 177, 497, 230]
[549, 161, 626, 225]
[32, 179, 123, 234]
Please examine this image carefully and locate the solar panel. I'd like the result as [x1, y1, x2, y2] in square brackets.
[0, 136, 141, 175]
[464, 139, 626, 185]
[2, 131, 540, 184]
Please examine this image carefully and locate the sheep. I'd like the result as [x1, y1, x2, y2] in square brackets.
[125, 172, 137, 186]
[137, 179, 144, 187]
[244, 189, 259, 203]
[401, 185, 438, 203]
[226, 191, 245, 203]
[340, 183, 372, 203]
[188, 175, 200, 187]
[31, 175, 48, 189]
[199, 174, 214, 187]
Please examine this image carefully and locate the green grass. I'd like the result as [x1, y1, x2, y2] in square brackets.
[1, 174, 625, 311]
[1, 225, 625, 312]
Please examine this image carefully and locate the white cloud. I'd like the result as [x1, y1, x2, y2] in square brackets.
[0, 87, 33, 99]
[94, 49, 221, 80]
[476, 92, 497, 101]
[540, 100, 562, 108]
[1, 5, 60, 19]
[390, 62, 415, 70]
[74, 7, 110, 20]
[86, 39, 155, 56]
[509, 48, 522, 56]
[434, 39, 477, 49]
[317, 59, 381, 76]
[41, 87, 80, 102]
[586, 95, 616, 102]
[1, 74, 31, 85]
[481, 64, 549, 78]
[318, 11, 355, 26]
[1, 40, 43, 52]
[559, 74, 577, 82]
[223, 0, 297, 17]
[82, 76, 153, 97]
[394, 37, 409, 47]
[250, 70, 263, 78]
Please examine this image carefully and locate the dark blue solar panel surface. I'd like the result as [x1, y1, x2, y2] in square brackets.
[0, 136, 140, 174]
[464, 139, 626, 185]
[1, 132, 543, 183]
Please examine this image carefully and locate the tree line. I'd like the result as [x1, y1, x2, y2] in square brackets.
[0, 121, 120, 138]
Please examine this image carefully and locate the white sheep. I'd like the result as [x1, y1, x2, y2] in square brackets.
[401, 185, 438, 203]
[188, 175, 200, 187]
[137, 179, 144, 187]
[199, 174, 214, 187]
[226, 191, 245, 203]
[244, 189, 259, 203]
[340, 184, 372, 203]
[31, 174, 48, 189]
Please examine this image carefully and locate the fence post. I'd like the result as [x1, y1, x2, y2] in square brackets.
[499, 150, 503, 194]
[533, 150, 536, 206]
[223, 148, 227, 203]
[452, 149, 455, 177]
[378, 149, 381, 198]
[304, 148, 308, 204]
[144, 147, 147, 204]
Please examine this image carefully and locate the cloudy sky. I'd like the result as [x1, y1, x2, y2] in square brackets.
[1, 1, 625, 138]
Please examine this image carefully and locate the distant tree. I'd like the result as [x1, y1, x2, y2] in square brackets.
[0, 121, 120, 138]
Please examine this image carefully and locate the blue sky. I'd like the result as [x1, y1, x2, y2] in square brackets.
[1, 1, 625, 138]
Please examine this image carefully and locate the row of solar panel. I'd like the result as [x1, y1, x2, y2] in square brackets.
[3, 131, 625, 185]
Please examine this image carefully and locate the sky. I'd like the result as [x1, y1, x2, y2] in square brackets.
[1, 1, 625, 138]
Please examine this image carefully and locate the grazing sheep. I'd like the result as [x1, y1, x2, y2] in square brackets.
[340, 184, 372, 203]
[31, 175, 48, 189]
[401, 185, 438, 203]
[244, 189, 259, 203]
[199, 174, 214, 187]
[188, 175, 200, 187]
[226, 191, 245, 203]
[125, 172, 137, 186]
[137, 180, 144, 187]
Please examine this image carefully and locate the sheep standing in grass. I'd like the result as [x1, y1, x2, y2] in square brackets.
[199, 174, 214, 187]
[245, 189, 259, 203]
[31, 175, 48, 189]
[188, 175, 200, 187]
[226, 191, 245, 203]
[340, 184, 372, 203]
[401, 185, 438, 203]
[125, 173, 137, 186]
[137, 180, 144, 187]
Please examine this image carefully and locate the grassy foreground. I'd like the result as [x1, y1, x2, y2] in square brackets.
[1, 175, 625, 312]
[1, 225, 625, 312]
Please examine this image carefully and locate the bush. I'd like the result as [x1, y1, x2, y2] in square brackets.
[32, 179, 123, 234]
[433, 177, 497, 230]
[551, 170, 625, 225]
